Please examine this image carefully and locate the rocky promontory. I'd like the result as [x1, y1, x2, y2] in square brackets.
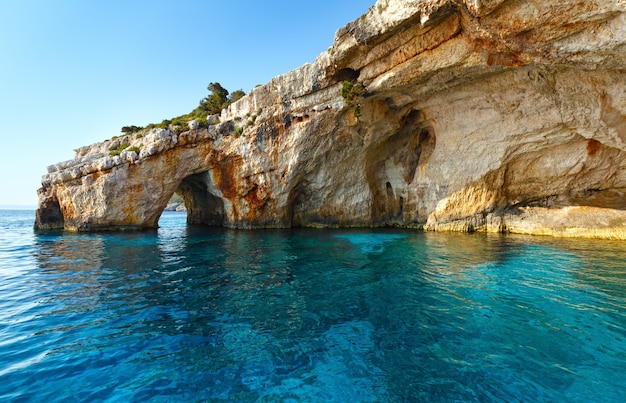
[35, 0, 626, 238]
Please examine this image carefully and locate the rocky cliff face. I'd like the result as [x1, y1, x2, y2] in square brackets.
[36, 0, 626, 238]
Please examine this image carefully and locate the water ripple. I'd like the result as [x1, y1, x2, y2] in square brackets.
[1, 212, 626, 401]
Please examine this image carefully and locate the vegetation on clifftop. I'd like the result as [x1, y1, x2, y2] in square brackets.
[121, 82, 245, 135]
[108, 142, 130, 156]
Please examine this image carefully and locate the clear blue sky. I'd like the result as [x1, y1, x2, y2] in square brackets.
[0, 0, 373, 207]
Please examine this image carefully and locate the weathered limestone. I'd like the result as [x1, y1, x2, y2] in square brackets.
[35, 0, 626, 238]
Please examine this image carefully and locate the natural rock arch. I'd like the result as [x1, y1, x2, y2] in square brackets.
[34, 0, 626, 238]
[174, 172, 224, 226]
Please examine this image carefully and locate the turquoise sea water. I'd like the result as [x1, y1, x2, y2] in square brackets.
[1, 209, 626, 401]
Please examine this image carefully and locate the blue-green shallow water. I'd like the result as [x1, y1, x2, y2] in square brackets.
[1, 210, 626, 402]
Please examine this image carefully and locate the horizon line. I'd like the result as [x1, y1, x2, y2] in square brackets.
[0, 205, 37, 210]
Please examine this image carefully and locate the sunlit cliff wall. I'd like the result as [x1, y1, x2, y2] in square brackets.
[36, 0, 626, 238]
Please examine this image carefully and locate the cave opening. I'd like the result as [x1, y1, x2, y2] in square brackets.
[289, 182, 308, 228]
[365, 109, 436, 226]
[34, 196, 64, 230]
[162, 171, 225, 226]
[332, 67, 361, 83]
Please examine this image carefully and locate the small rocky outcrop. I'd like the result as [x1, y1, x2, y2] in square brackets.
[164, 202, 186, 212]
[35, 0, 626, 238]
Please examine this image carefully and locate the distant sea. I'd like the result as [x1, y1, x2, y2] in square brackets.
[1, 209, 626, 401]
[0, 205, 36, 210]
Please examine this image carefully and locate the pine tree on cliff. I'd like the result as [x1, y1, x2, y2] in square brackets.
[229, 89, 246, 104]
[201, 82, 229, 115]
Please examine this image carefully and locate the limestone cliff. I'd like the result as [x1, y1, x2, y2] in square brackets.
[35, 0, 626, 238]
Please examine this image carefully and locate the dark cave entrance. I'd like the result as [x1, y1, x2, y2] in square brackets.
[169, 171, 225, 226]
[34, 196, 64, 230]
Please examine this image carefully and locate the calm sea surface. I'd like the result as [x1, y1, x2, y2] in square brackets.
[1, 209, 626, 402]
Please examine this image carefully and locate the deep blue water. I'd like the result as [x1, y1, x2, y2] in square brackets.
[1, 210, 626, 401]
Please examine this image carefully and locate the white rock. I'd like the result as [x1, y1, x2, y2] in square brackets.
[34, 0, 626, 238]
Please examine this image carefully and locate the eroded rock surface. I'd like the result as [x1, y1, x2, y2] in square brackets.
[36, 0, 626, 238]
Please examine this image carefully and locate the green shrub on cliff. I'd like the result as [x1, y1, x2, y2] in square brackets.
[341, 81, 365, 117]
[121, 125, 143, 134]
[196, 83, 245, 115]
[341, 81, 363, 103]
[199, 82, 230, 115]
[122, 82, 245, 136]
[109, 142, 131, 157]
